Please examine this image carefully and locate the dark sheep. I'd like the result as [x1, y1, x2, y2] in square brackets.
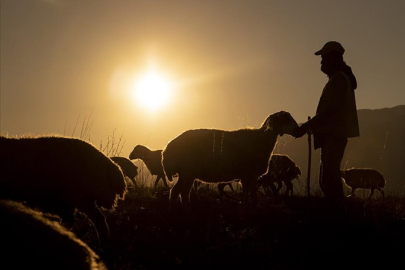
[340, 168, 386, 198]
[0, 135, 127, 245]
[110, 156, 138, 186]
[162, 111, 299, 210]
[129, 144, 170, 189]
[0, 199, 107, 270]
[257, 154, 302, 196]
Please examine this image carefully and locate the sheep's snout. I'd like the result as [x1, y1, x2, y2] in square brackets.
[281, 113, 299, 136]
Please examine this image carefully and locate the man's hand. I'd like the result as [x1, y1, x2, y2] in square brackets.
[293, 122, 310, 138]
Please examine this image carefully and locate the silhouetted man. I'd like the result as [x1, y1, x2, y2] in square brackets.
[294, 41, 359, 205]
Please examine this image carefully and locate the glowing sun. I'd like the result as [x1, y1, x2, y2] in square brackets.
[132, 69, 173, 112]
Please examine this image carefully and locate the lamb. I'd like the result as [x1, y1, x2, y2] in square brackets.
[162, 111, 299, 210]
[0, 135, 127, 245]
[340, 168, 386, 198]
[257, 154, 302, 196]
[110, 156, 139, 186]
[194, 180, 237, 198]
[0, 199, 107, 270]
[217, 181, 236, 197]
[129, 144, 171, 189]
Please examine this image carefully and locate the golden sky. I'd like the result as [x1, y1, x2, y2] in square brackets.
[1, 0, 404, 156]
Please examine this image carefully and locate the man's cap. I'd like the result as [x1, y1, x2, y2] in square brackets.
[314, 41, 345, 56]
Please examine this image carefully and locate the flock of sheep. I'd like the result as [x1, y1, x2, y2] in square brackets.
[0, 110, 386, 269]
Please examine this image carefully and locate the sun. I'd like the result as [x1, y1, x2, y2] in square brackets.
[131, 68, 173, 112]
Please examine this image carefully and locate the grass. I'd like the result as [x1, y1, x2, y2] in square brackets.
[59, 122, 403, 269]
[62, 112, 126, 157]
[72, 180, 405, 270]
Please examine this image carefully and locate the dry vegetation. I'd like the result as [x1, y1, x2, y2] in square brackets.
[72, 178, 405, 270]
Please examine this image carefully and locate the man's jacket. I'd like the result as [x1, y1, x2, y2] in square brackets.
[309, 71, 360, 147]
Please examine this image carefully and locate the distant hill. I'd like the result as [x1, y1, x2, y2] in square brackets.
[273, 105, 405, 197]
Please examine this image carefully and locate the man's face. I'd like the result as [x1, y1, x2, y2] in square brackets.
[320, 54, 336, 75]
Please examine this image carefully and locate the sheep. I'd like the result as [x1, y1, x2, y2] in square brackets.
[162, 111, 299, 210]
[0, 135, 127, 245]
[0, 199, 107, 270]
[217, 181, 236, 197]
[257, 154, 302, 196]
[129, 144, 171, 189]
[110, 156, 138, 186]
[340, 168, 386, 198]
[194, 180, 237, 198]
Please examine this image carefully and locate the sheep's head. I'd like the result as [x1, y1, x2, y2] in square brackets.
[264, 111, 299, 136]
[129, 145, 148, 160]
[111, 157, 139, 181]
[294, 166, 302, 178]
[126, 163, 139, 180]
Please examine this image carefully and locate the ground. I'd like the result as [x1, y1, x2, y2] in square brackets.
[73, 185, 405, 270]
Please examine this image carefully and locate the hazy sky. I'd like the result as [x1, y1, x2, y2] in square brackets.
[1, 0, 404, 156]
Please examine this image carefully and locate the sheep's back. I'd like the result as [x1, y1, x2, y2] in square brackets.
[341, 168, 386, 189]
[0, 136, 127, 210]
[162, 129, 276, 182]
[0, 199, 107, 270]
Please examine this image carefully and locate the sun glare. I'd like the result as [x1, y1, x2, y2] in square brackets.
[132, 69, 173, 112]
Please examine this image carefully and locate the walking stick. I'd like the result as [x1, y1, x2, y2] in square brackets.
[307, 116, 312, 197]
